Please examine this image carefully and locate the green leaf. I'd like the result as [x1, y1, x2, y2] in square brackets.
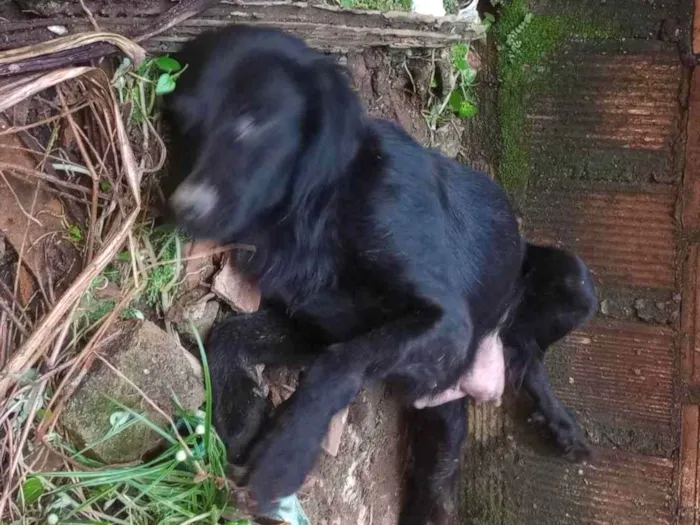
[450, 43, 469, 73]
[463, 67, 477, 85]
[484, 12, 495, 22]
[458, 100, 479, 118]
[155, 73, 176, 95]
[21, 477, 44, 504]
[155, 56, 182, 73]
[449, 91, 464, 112]
[100, 181, 111, 192]
[68, 224, 83, 243]
[36, 408, 52, 421]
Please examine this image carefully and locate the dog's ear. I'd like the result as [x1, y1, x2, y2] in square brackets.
[292, 59, 365, 206]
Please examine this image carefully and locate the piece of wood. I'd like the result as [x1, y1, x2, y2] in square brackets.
[0, 0, 213, 77]
[694, 0, 700, 55]
[1, 1, 485, 55]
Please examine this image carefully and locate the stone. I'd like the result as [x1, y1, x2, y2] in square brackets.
[169, 289, 221, 345]
[60, 320, 204, 464]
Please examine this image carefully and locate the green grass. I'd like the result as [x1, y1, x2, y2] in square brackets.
[494, 0, 619, 193]
[70, 225, 187, 346]
[16, 327, 245, 525]
[140, 227, 184, 309]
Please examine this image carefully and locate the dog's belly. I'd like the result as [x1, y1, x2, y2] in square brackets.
[414, 331, 505, 409]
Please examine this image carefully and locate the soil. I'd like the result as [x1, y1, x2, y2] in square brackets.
[301, 385, 407, 525]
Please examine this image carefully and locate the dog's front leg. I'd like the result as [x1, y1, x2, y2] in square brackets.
[241, 308, 471, 512]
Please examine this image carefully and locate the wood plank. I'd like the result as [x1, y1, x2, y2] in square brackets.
[0, 1, 486, 54]
[694, 0, 700, 55]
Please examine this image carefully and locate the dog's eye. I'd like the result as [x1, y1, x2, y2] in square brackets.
[235, 116, 255, 140]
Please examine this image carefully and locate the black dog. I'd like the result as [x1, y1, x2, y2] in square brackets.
[164, 26, 598, 524]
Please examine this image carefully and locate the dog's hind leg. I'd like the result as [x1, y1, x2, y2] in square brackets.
[522, 354, 590, 461]
[504, 243, 598, 461]
[399, 400, 467, 525]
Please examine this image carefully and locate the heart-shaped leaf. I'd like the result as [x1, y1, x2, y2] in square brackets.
[155, 56, 182, 73]
[156, 73, 177, 95]
[21, 477, 44, 504]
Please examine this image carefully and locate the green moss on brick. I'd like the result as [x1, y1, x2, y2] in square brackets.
[494, 0, 619, 194]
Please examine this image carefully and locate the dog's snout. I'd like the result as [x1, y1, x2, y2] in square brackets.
[169, 180, 219, 223]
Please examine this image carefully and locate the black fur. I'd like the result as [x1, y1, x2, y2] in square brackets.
[164, 26, 598, 524]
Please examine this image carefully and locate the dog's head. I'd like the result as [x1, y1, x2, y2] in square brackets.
[164, 26, 364, 241]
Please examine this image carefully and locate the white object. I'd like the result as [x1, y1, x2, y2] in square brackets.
[47, 26, 68, 36]
[456, 0, 479, 22]
[265, 494, 310, 525]
[412, 0, 445, 17]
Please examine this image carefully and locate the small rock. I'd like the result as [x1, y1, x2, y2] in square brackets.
[599, 299, 610, 316]
[568, 376, 575, 385]
[61, 320, 204, 464]
[170, 290, 220, 344]
[632, 368, 642, 376]
[434, 124, 462, 159]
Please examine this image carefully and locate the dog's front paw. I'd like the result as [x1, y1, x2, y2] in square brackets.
[244, 419, 322, 513]
[532, 408, 591, 462]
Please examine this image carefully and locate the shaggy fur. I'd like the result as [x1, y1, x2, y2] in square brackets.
[163, 26, 597, 524]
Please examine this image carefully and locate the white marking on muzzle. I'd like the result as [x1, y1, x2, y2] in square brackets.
[170, 180, 219, 220]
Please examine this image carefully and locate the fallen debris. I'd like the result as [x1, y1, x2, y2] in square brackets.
[169, 288, 220, 344]
[321, 407, 350, 457]
[0, 125, 80, 301]
[212, 252, 261, 313]
[181, 239, 219, 293]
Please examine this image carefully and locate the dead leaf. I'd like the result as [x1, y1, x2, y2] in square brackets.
[182, 240, 219, 292]
[321, 406, 349, 457]
[17, 263, 35, 305]
[211, 253, 261, 313]
[93, 281, 122, 300]
[467, 49, 482, 71]
[0, 120, 80, 298]
[25, 444, 65, 473]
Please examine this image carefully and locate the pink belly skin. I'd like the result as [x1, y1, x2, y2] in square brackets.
[414, 332, 505, 409]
